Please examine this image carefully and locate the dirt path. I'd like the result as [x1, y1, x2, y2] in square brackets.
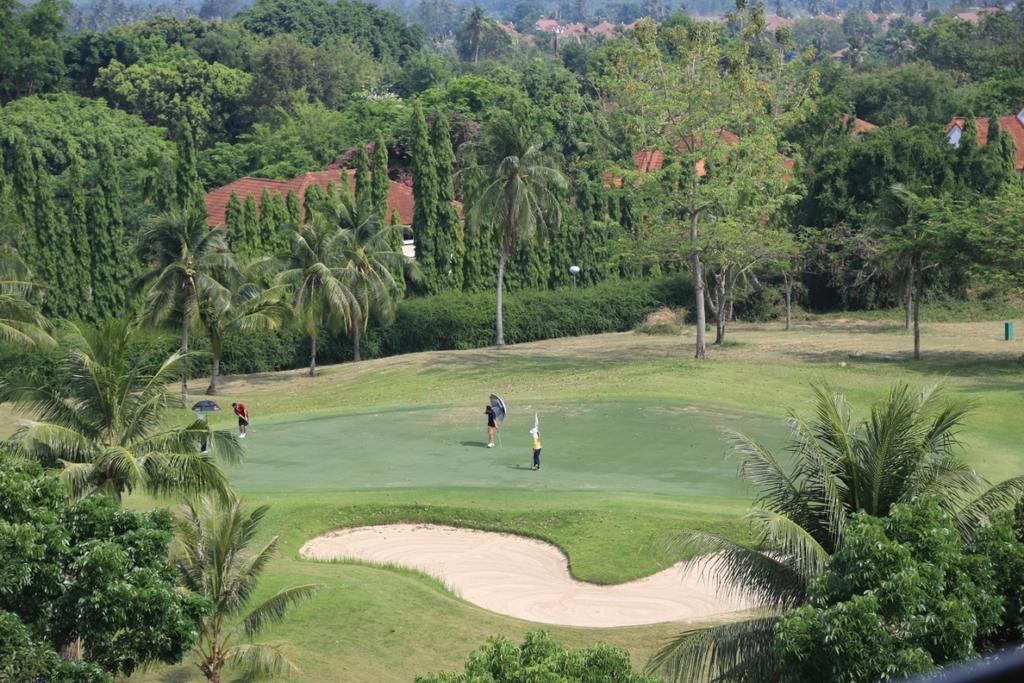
[300, 524, 757, 627]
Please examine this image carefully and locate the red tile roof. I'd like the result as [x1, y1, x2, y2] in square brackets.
[946, 114, 1024, 173]
[591, 21, 617, 38]
[841, 113, 879, 134]
[205, 169, 418, 228]
[534, 18, 558, 32]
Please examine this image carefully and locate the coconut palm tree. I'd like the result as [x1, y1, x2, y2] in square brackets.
[462, 112, 566, 346]
[275, 223, 356, 376]
[331, 199, 410, 361]
[198, 265, 291, 394]
[3, 319, 241, 501]
[136, 210, 237, 404]
[649, 384, 1024, 682]
[176, 496, 323, 683]
[0, 246, 52, 346]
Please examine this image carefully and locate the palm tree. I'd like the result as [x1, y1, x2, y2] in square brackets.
[198, 266, 291, 394]
[463, 6, 487, 64]
[0, 246, 52, 346]
[3, 319, 242, 501]
[176, 496, 323, 683]
[462, 112, 567, 346]
[276, 223, 356, 376]
[331, 200, 410, 361]
[649, 384, 1024, 682]
[136, 210, 236, 404]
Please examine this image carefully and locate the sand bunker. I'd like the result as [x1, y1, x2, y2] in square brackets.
[300, 524, 757, 627]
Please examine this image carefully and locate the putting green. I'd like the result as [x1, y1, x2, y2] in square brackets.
[224, 401, 787, 496]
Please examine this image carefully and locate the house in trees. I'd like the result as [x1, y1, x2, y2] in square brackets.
[205, 170, 415, 228]
[945, 109, 1024, 173]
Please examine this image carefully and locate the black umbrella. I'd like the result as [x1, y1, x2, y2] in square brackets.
[489, 394, 506, 423]
[191, 400, 220, 412]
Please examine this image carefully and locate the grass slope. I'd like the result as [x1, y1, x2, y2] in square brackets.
[16, 318, 1020, 682]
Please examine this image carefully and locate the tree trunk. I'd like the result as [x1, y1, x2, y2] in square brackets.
[206, 356, 219, 395]
[784, 276, 792, 331]
[495, 248, 507, 347]
[690, 212, 706, 359]
[913, 274, 922, 360]
[903, 282, 912, 330]
[181, 315, 190, 405]
[352, 320, 362, 362]
[714, 274, 726, 346]
[309, 332, 318, 377]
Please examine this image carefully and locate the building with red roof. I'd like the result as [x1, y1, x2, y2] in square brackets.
[204, 169, 416, 229]
[946, 110, 1024, 173]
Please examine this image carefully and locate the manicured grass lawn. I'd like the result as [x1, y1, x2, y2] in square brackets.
[13, 317, 1019, 682]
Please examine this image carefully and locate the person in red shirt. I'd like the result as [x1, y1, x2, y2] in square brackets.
[232, 402, 250, 438]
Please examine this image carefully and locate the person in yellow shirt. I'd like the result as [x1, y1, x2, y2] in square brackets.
[530, 428, 542, 471]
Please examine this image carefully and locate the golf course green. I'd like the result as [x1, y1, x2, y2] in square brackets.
[70, 319, 1022, 681]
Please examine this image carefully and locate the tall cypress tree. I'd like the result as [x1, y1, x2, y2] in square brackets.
[430, 114, 465, 291]
[174, 119, 205, 217]
[354, 145, 371, 209]
[225, 191, 245, 254]
[32, 154, 75, 317]
[286, 190, 302, 229]
[10, 138, 37, 268]
[304, 184, 325, 225]
[257, 189, 276, 253]
[241, 193, 261, 255]
[153, 154, 176, 213]
[270, 193, 291, 253]
[371, 133, 390, 221]
[410, 102, 439, 291]
[89, 142, 135, 319]
[66, 154, 94, 315]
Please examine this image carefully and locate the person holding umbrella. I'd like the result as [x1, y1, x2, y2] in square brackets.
[485, 405, 498, 448]
[192, 400, 220, 454]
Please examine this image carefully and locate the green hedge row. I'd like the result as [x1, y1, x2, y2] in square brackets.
[0, 276, 693, 387]
[384, 275, 694, 353]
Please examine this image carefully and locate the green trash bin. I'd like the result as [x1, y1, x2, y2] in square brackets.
[1005, 321, 1014, 341]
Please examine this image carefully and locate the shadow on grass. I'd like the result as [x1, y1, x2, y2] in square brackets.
[790, 349, 1023, 379]
[460, 440, 489, 448]
[506, 464, 535, 471]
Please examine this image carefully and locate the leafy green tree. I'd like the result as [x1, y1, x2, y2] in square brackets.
[650, 385, 1024, 682]
[410, 103, 440, 292]
[463, 112, 566, 345]
[175, 496, 323, 683]
[0, 458, 209, 681]
[257, 188, 277, 253]
[416, 630, 658, 682]
[459, 6, 486, 64]
[95, 59, 252, 142]
[66, 155, 94, 315]
[225, 191, 244, 248]
[0, 0, 67, 102]
[136, 210, 236, 404]
[773, 498, 1011, 682]
[3, 319, 242, 500]
[430, 114, 465, 291]
[276, 223, 355, 376]
[87, 143, 135, 319]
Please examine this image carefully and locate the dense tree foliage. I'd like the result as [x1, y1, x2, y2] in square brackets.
[0, 457, 209, 680]
[416, 630, 659, 682]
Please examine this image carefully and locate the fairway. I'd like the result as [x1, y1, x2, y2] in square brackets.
[228, 401, 786, 495]
[63, 318, 1023, 682]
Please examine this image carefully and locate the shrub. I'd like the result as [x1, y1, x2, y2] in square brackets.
[386, 275, 694, 354]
